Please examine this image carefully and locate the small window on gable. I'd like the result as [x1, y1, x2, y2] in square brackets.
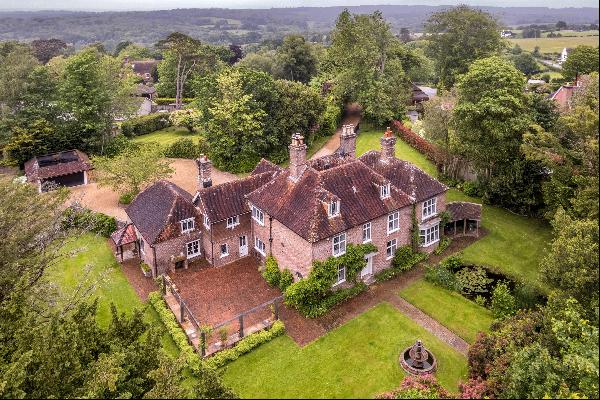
[226, 215, 239, 228]
[180, 217, 195, 233]
[380, 183, 391, 199]
[328, 200, 340, 217]
[252, 205, 264, 225]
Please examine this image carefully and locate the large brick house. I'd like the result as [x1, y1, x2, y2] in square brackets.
[126, 126, 449, 281]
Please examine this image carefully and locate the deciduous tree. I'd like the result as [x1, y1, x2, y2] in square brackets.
[562, 45, 600, 80]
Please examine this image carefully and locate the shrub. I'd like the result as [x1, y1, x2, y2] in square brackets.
[62, 206, 117, 237]
[119, 192, 135, 205]
[169, 108, 202, 132]
[391, 120, 442, 163]
[140, 262, 151, 273]
[147, 291, 196, 363]
[163, 137, 206, 159]
[317, 99, 343, 136]
[377, 375, 451, 399]
[461, 181, 484, 198]
[204, 320, 285, 369]
[490, 281, 517, 319]
[424, 263, 461, 291]
[433, 237, 451, 255]
[376, 246, 427, 282]
[154, 97, 194, 106]
[121, 113, 171, 137]
[278, 269, 294, 292]
[513, 283, 545, 310]
[474, 295, 487, 308]
[455, 267, 494, 295]
[262, 256, 281, 288]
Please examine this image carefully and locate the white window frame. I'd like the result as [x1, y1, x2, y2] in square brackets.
[328, 200, 340, 218]
[380, 183, 391, 199]
[387, 211, 400, 234]
[422, 197, 437, 219]
[333, 264, 346, 286]
[139, 238, 145, 255]
[386, 239, 397, 260]
[332, 232, 347, 257]
[203, 215, 210, 230]
[226, 215, 240, 229]
[186, 239, 200, 259]
[251, 205, 264, 226]
[220, 243, 229, 258]
[362, 222, 372, 243]
[254, 237, 266, 256]
[180, 217, 195, 234]
[419, 224, 440, 247]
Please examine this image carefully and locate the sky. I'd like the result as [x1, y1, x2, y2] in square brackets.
[0, 0, 597, 11]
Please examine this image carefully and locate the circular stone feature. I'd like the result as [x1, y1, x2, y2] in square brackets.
[400, 340, 437, 375]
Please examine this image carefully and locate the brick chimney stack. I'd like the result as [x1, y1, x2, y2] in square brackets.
[289, 133, 307, 182]
[380, 127, 396, 161]
[339, 124, 357, 158]
[196, 154, 212, 189]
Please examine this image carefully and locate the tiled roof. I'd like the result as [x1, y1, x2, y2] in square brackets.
[126, 180, 197, 244]
[247, 159, 413, 242]
[24, 150, 92, 182]
[110, 223, 138, 246]
[358, 151, 448, 202]
[129, 60, 159, 76]
[447, 201, 482, 221]
[251, 158, 283, 176]
[194, 171, 280, 223]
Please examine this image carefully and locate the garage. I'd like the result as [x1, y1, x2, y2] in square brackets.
[24, 150, 93, 192]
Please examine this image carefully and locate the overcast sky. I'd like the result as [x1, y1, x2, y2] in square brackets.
[0, 0, 597, 11]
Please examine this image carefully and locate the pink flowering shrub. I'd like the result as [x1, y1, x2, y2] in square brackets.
[458, 378, 488, 399]
[376, 374, 451, 399]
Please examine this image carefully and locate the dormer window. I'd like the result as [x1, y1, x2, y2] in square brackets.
[226, 215, 239, 228]
[328, 200, 340, 217]
[380, 183, 391, 199]
[180, 217, 195, 234]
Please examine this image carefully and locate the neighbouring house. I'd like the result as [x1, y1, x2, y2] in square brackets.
[124, 126, 478, 283]
[550, 75, 583, 112]
[500, 30, 514, 38]
[410, 84, 430, 105]
[123, 57, 159, 83]
[24, 150, 92, 192]
[559, 47, 572, 64]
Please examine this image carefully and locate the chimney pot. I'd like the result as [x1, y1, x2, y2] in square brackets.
[380, 128, 396, 161]
[197, 154, 212, 189]
[340, 123, 357, 158]
[289, 133, 307, 181]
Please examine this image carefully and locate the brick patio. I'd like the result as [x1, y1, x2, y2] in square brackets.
[169, 256, 282, 327]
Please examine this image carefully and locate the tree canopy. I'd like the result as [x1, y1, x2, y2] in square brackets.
[562, 45, 600, 81]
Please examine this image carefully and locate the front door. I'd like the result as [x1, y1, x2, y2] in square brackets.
[361, 255, 373, 278]
[239, 235, 248, 257]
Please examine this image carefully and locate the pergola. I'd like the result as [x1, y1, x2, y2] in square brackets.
[445, 201, 482, 237]
[110, 223, 138, 261]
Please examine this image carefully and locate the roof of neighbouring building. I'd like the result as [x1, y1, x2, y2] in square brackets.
[411, 83, 430, 103]
[126, 180, 197, 244]
[135, 83, 157, 96]
[446, 201, 482, 221]
[246, 157, 415, 242]
[194, 170, 281, 223]
[129, 60, 159, 76]
[358, 151, 448, 202]
[24, 149, 92, 183]
[110, 223, 138, 246]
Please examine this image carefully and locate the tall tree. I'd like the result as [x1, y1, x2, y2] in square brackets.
[276, 34, 319, 83]
[157, 33, 219, 109]
[512, 52, 540, 77]
[0, 43, 38, 110]
[425, 5, 505, 89]
[562, 45, 600, 80]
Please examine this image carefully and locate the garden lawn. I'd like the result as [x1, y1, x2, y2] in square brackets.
[222, 302, 467, 398]
[399, 279, 493, 343]
[131, 126, 201, 147]
[48, 233, 179, 355]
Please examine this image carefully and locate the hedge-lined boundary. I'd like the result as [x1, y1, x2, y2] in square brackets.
[154, 97, 195, 105]
[391, 120, 441, 163]
[204, 320, 285, 369]
[121, 114, 171, 137]
[147, 291, 196, 363]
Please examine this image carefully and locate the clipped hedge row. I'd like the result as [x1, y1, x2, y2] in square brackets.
[154, 97, 195, 105]
[304, 283, 368, 318]
[204, 320, 285, 369]
[121, 113, 171, 137]
[62, 206, 117, 238]
[147, 291, 196, 363]
[391, 120, 441, 163]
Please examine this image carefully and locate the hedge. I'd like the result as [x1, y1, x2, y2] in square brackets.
[375, 246, 428, 283]
[204, 320, 285, 369]
[433, 237, 452, 256]
[62, 206, 117, 238]
[147, 291, 196, 363]
[391, 120, 441, 163]
[121, 113, 171, 137]
[163, 137, 206, 159]
[154, 97, 195, 106]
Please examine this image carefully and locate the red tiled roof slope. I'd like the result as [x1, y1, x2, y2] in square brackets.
[24, 150, 92, 182]
[447, 201, 482, 221]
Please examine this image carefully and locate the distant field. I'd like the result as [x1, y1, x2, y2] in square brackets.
[509, 35, 599, 52]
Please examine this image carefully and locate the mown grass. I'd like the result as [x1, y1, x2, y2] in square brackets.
[355, 126, 551, 287]
[399, 279, 494, 343]
[131, 126, 201, 146]
[47, 233, 179, 356]
[509, 35, 599, 52]
[222, 302, 467, 398]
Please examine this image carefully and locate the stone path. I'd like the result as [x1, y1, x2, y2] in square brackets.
[310, 114, 362, 160]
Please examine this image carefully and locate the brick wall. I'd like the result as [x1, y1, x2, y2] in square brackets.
[201, 213, 253, 267]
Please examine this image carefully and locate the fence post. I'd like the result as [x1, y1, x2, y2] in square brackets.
[274, 301, 279, 320]
[238, 315, 244, 338]
[179, 299, 185, 322]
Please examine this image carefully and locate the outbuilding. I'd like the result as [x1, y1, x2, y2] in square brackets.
[24, 150, 92, 192]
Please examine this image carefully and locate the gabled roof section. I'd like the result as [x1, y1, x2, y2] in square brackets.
[24, 150, 92, 182]
[247, 160, 413, 242]
[126, 180, 196, 244]
[358, 151, 448, 202]
[194, 170, 279, 223]
[251, 158, 283, 176]
[110, 223, 138, 246]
